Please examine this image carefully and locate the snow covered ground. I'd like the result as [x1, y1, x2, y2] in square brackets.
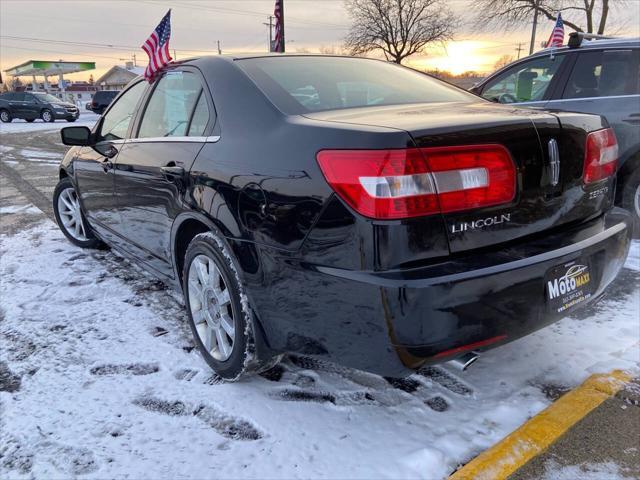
[0, 112, 99, 135]
[0, 200, 637, 478]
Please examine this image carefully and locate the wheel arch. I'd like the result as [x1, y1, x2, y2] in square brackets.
[171, 211, 252, 285]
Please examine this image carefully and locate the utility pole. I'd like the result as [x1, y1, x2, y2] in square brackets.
[529, 0, 540, 54]
[173, 49, 177, 60]
[132, 53, 137, 67]
[515, 42, 524, 59]
[217, 40, 222, 55]
[263, 16, 274, 52]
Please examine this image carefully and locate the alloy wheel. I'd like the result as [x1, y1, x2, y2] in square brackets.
[42, 110, 52, 122]
[57, 187, 88, 242]
[188, 254, 236, 361]
[0, 110, 9, 122]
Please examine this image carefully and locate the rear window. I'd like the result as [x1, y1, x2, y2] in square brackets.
[95, 91, 119, 100]
[237, 56, 475, 114]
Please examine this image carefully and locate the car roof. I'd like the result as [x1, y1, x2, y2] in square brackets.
[532, 36, 639, 58]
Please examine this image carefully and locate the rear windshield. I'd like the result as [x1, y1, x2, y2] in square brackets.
[237, 56, 476, 114]
[96, 91, 119, 99]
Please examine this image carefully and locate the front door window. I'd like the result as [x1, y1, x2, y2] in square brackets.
[482, 55, 566, 104]
[98, 81, 147, 141]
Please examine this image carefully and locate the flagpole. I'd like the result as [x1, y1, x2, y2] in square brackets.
[280, 0, 285, 53]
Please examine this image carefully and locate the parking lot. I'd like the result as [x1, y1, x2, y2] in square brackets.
[1, 117, 639, 478]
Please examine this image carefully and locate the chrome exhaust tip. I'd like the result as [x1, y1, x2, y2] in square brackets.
[448, 352, 479, 371]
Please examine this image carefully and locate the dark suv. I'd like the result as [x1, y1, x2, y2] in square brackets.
[471, 34, 640, 234]
[0, 91, 79, 123]
[89, 90, 120, 114]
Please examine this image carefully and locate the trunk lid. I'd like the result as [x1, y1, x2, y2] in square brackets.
[307, 102, 614, 253]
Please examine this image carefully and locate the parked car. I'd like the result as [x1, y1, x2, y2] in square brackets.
[0, 91, 79, 123]
[54, 55, 632, 380]
[88, 90, 120, 114]
[471, 33, 640, 234]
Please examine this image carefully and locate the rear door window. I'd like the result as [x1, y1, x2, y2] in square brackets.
[137, 71, 209, 138]
[481, 55, 566, 103]
[562, 49, 640, 99]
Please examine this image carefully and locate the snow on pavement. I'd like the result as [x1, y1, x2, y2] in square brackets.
[0, 215, 638, 479]
[0, 113, 99, 135]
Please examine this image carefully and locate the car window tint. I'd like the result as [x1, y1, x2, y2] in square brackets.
[138, 71, 203, 138]
[2, 93, 16, 101]
[563, 50, 640, 99]
[482, 55, 566, 103]
[238, 57, 475, 114]
[99, 81, 146, 141]
[187, 92, 210, 136]
[13, 93, 25, 101]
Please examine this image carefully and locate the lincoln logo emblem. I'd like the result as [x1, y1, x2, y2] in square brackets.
[548, 138, 560, 186]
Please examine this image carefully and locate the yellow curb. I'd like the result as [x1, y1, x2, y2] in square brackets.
[449, 369, 633, 480]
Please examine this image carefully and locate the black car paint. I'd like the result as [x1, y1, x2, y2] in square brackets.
[89, 90, 120, 114]
[0, 92, 79, 121]
[60, 56, 632, 377]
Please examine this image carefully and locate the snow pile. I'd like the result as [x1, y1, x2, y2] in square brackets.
[1, 218, 638, 479]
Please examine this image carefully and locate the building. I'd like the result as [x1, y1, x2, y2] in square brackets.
[18, 81, 97, 105]
[95, 62, 145, 91]
[4, 60, 95, 93]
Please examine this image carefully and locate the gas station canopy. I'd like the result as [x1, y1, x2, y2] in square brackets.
[4, 60, 95, 77]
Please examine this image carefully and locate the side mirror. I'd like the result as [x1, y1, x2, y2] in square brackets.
[469, 85, 480, 95]
[61, 126, 93, 146]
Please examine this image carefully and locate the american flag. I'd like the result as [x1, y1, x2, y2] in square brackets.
[273, 0, 284, 53]
[141, 10, 173, 81]
[546, 13, 565, 48]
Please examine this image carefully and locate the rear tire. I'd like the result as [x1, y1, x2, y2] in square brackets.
[182, 232, 278, 381]
[66, 118, 76, 123]
[53, 177, 103, 248]
[0, 109, 11, 123]
[41, 109, 54, 123]
[621, 168, 640, 238]
[26, 118, 35, 123]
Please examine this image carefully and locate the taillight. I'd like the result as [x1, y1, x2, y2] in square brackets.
[583, 128, 618, 184]
[316, 145, 515, 220]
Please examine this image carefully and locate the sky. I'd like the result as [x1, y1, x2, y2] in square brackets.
[1, 0, 639, 83]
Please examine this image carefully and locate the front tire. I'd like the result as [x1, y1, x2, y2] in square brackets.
[66, 118, 76, 123]
[41, 109, 54, 123]
[26, 118, 35, 123]
[0, 109, 12, 123]
[621, 168, 640, 238]
[53, 177, 102, 248]
[183, 232, 277, 381]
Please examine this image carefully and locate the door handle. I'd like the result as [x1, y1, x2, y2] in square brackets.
[161, 166, 185, 176]
[161, 165, 185, 182]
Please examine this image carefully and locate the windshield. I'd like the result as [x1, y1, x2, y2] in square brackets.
[32, 92, 64, 103]
[237, 56, 476, 114]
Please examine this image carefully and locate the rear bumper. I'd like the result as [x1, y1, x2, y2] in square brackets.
[253, 208, 632, 377]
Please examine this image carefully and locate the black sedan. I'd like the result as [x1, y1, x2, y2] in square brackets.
[0, 91, 79, 122]
[54, 55, 632, 380]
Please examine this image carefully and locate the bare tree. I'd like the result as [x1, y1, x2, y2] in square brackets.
[493, 54, 514, 70]
[472, 0, 621, 35]
[345, 0, 459, 64]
